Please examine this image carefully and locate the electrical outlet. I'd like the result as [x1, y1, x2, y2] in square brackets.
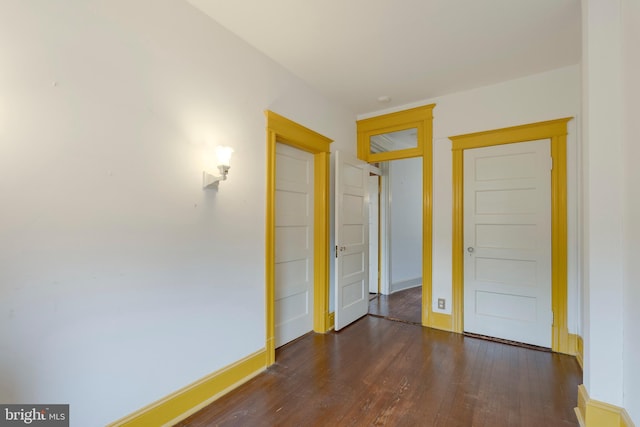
[437, 298, 446, 310]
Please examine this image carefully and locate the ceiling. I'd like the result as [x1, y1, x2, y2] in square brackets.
[186, 0, 581, 115]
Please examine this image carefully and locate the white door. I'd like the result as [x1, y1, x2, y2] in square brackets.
[275, 143, 314, 347]
[463, 139, 552, 347]
[368, 175, 379, 294]
[335, 151, 369, 330]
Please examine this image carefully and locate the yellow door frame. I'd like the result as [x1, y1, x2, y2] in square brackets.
[449, 118, 575, 354]
[356, 105, 450, 330]
[265, 111, 332, 366]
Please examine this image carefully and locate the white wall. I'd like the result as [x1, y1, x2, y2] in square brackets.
[0, 1, 354, 425]
[389, 157, 422, 290]
[362, 65, 581, 322]
[581, 1, 640, 421]
[581, 0, 625, 407]
[622, 0, 640, 422]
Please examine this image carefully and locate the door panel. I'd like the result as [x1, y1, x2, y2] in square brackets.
[275, 143, 314, 347]
[464, 139, 551, 347]
[335, 151, 369, 330]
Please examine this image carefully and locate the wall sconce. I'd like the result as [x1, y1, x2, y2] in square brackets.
[203, 146, 233, 189]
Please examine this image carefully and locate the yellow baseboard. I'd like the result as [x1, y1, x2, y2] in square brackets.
[575, 384, 635, 427]
[575, 334, 584, 370]
[429, 311, 452, 331]
[108, 349, 267, 427]
[576, 384, 588, 426]
[623, 410, 636, 427]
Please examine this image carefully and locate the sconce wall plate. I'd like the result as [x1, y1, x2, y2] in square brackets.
[203, 165, 230, 189]
[203, 146, 233, 190]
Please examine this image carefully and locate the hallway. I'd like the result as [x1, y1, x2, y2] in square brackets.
[368, 286, 422, 325]
[177, 315, 581, 426]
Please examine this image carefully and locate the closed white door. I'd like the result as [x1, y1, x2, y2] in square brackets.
[368, 175, 379, 294]
[464, 139, 552, 347]
[335, 151, 369, 330]
[275, 143, 314, 347]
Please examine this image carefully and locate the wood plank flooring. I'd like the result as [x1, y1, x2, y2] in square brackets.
[368, 286, 422, 324]
[176, 316, 581, 426]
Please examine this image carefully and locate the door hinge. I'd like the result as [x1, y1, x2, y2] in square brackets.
[549, 157, 554, 171]
[336, 245, 338, 258]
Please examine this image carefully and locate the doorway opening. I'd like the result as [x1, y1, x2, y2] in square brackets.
[367, 157, 423, 325]
[357, 104, 447, 330]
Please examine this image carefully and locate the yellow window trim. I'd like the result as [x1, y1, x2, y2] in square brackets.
[449, 117, 574, 354]
[357, 105, 435, 163]
[356, 104, 444, 329]
[265, 111, 332, 366]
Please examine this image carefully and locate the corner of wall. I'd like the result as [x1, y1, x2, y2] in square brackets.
[575, 384, 636, 427]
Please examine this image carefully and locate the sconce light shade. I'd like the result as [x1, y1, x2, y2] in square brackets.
[203, 146, 233, 189]
[216, 146, 234, 167]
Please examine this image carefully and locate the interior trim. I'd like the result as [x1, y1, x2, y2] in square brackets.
[574, 334, 584, 369]
[357, 105, 435, 163]
[449, 118, 574, 354]
[107, 350, 266, 426]
[576, 384, 636, 427]
[356, 105, 439, 329]
[265, 110, 332, 365]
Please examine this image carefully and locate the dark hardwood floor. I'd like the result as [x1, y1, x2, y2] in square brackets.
[176, 316, 581, 427]
[369, 286, 422, 324]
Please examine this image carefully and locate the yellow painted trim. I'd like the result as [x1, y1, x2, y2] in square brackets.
[623, 410, 636, 427]
[551, 131, 571, 354]
[422, 115, 436, 329]
[265, 111, 332, 366]
[449, 118, 574, 354]
[357, 104, 435, 163]
[576, 384, 588, 427]
[108, 350, 267, 427]
[575, 334, 584, 369]
[451, 148, 464, 333]
[357, 105, 439, 330]
[265, 129, 277, 366]
[576, 384, 636, 427]
[430, 312, 453, 331]
[450, 118, 572, 150]
[314, 151, 330, 332]
[266, 111, 332, 153]
[328, 312, 335, 330]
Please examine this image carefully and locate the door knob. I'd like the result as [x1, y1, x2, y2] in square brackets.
[467, 246, 474, 254]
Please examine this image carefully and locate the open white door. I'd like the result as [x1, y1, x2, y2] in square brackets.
[335, 151, 369, 331]
[463, 139, 552, 347]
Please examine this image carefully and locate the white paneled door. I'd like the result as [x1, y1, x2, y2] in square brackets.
[275, 143, 314, 347]
[463, 140, 552, 347]
[335, 151, 369, 331]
